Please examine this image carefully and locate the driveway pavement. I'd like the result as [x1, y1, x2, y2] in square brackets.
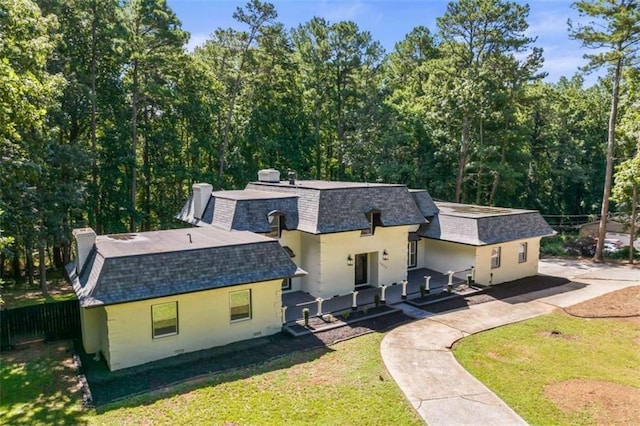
[381, 258, 640, 426]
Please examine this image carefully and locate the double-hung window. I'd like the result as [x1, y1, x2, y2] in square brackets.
[230, 289, 252, 322]
[518, 242, 528, 263]
[152, 302, 178, 338]
[407, 241, 417, 268]
[491, 247, 501, 269]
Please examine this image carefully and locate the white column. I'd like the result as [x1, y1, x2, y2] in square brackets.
[447, 270, 455, 292]
[380, 285, 387, 304]
[424, 276, 432, 294]
[316, 297, 324, 317]
[401, 280, 408, 299]
[281, 306, 288, 325]
[351, 291, 359, 311]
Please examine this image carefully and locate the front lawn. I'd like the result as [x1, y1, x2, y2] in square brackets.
[453, 312, 640, 425]
[1, 333, 422, 425]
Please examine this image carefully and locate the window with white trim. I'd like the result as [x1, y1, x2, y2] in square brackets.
[266, 213, 281, 239]
[230, 289, 252, 322]
[518, 242, 528, 263]
[152, 302, 178, 338]
[491, 247, 501, 269]
[282, 278, 292, 291]
[407, 241, 417, 268]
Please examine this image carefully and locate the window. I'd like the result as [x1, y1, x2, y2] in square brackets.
[230, 289, 251, 322]
[281, 278, 292, 291]
[518, 242, 528, 263]
[152, 302, 178, 338]
[361, 210, 381, 236]
[491, 247, 501, 269]
[266, 213, 281, 239]
[407, 241, 417, 268]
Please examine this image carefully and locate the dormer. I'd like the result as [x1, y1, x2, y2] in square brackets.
[361, 209, 382, 236]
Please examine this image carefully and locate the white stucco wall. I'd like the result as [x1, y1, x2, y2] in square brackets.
[423, 239, 476, 273]
[301, 225, 411, 298]
[80, 306, 104, 354]
[98, 280, 282, 371]
[474, 238, 540, 285]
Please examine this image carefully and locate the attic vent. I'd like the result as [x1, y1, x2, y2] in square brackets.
[258, 168, 280, 183]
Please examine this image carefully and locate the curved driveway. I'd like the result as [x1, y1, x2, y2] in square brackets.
[381, 259, 640, 425]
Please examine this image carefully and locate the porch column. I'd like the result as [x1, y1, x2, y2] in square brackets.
[401, 280, 408, 299]
[315, 297, 324, 317]
[424, 276, 431, 294]
[351, 291, 359, 311]
[447, 270, 455, 292]
[281, 306, 287, 325]
[380, 285, 387, 305]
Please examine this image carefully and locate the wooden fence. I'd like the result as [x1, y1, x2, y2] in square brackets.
[1, 300, 81, 348]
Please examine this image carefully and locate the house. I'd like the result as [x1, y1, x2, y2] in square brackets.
[178, 169, 555, 297]
[66, 226, 304, 371]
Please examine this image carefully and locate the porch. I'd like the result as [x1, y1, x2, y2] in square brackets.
[282, 267, 473, 323]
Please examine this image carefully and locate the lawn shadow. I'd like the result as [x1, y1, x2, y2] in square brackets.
[0, 341, 88, 425]
[81, 331, 334, 409]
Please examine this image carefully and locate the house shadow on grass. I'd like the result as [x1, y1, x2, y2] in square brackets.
[0, 340, 88, 425]
[80, 331, 334, 408]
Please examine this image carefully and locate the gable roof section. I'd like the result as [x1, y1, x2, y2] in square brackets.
[246, 180, 426, 234]
[67, 227, 305, 308]
[419, 202, 555, 246]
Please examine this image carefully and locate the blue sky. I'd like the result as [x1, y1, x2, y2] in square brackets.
[167, 0, 601, 85]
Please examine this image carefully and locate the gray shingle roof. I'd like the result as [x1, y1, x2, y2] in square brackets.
[246, 181, 426, 233]
[176, 190, 298, 232]
[419, 202, 555, 245]
[409, 189, 439, 218]
[66, 227, 305, 308]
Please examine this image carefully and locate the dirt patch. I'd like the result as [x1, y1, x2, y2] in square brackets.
[544, 379, 640, 425]
[538, 330, 577, 341]
[565, 286, 640, 318]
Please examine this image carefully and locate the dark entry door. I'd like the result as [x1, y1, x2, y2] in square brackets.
[355, 253, 368, 287]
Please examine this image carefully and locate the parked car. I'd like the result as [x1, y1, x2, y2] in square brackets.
[603, 242, 620, 254]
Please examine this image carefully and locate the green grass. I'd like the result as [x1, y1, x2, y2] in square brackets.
[453, 312, 640, 425]
[0, 341, 86, 425]
[1, 333, 422, 425]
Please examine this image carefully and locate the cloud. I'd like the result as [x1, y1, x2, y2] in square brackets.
[186, 32, 209, 52]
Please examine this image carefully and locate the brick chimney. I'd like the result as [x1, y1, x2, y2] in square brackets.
[72, 228, 96, 272]
[192, 183, 213, 220]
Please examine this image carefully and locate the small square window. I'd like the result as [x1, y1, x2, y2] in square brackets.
[230, 289, 251, 322]
[518, 242, 528, 263]
[491, 247, 501, 269]
[152, 302, 178, 338]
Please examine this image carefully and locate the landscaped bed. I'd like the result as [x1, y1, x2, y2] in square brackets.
[453, 285, 640, 425]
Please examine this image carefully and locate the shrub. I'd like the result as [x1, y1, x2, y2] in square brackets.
[608, 246, 640, 260]
[419, 284, 426, 298]
[374, 294, 380, 307]
[303, 308, 310, 327]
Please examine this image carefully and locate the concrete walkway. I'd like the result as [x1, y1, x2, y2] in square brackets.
[381, 259, 640, 426]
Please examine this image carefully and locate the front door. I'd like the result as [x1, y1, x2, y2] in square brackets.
[355, 253, 368, 287]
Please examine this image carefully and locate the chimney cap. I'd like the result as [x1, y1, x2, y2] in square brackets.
[257, 168, 281, 183]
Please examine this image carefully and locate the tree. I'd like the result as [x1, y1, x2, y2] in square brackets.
[436, 0, 542, 202]
[0, 0, 64, 289]
[123, 0, 188, 231]
[570, 0, 640, 261]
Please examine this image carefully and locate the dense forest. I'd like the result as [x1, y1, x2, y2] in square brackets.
[1, 0, 639, 286]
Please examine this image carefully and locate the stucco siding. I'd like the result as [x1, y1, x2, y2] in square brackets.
[423, 239, 476, 273]
[474, 238, 540, 285]
[102, 280, 282, 371]
[80, 306, 102, 354]
[312, 226, 410, 298]
[299, 232, 321, 294]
